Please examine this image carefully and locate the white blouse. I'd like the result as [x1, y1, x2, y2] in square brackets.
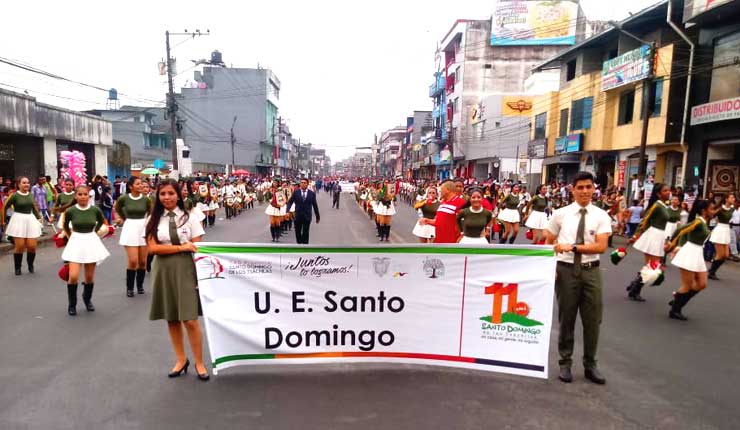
[147, 207, 205, 245]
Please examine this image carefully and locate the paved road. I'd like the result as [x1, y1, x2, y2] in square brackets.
[1, 191, 738, 430]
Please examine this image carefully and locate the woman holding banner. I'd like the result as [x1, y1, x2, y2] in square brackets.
[146, 179, 209, 381]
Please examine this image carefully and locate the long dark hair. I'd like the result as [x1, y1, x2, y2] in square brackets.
[647, 183, 668, 210]
[688, 199, 711, 223]
[145, 179, 189, 243]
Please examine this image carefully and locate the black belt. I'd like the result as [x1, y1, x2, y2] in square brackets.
[730, 223, 740, 227]
[557, 260, 600, 270]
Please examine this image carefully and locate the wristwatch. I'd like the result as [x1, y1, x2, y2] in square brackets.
[571, 244, 578, 253]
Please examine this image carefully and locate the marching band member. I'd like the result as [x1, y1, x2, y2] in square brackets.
[115, 176, 152, 297]
[375, 181, 396, 242]
[412, 186, 439, 243]
[1, 177, 43, 275]
[707, 193, 736, 280]
[524, 184, 549, 244]
[456, 188, 493, 244]
[497, 184, 521, 244]
[626, 183, 671, 302]
[264, 178, 286, 242]
[664, 195, 682, 240]
[61, 185, 110, 315]
[52, 179, 77, 231]
[666, 199, 714, 320]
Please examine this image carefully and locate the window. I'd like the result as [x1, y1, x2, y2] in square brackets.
[559, 108, 569, 137]
[641, 78, 664, 118]
[570, 97, 593, 130]
[618, 89, 635, 125]
[566, 59, 576, 81]
[454, 67, 460, 84]
[710, 31, 740, 101]
[534, 112, 547, 139]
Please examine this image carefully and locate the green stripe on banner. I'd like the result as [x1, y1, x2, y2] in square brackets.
[214, 354, 276, 366]
[197, 246, 554, 257]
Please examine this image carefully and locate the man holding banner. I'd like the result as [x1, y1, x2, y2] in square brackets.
[546, 171, 611, 385]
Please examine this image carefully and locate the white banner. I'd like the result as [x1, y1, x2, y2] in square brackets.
[194, 244, 556, 378]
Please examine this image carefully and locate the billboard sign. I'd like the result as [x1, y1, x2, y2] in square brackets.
[502, 96, 534, 116]
[491, 1, 578, 46]
[684, 0, 733, 22]
[554, 133, 582, 154]
[691, 96, 740, 126]
[601, 45, 652, 91]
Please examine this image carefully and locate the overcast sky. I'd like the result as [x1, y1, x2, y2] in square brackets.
[2, 0, 658, 161]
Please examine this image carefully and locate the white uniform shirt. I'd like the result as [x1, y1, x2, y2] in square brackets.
[148, 207, 205, 245]
[222, 185, 236, 198]
[730, 208, 740, 225]
[546, 202, 612, 264]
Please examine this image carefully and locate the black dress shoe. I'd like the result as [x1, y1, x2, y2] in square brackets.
[558, 367, 573, 383]
[195, 363, 210, 381]
[585, 368, 606, 385]
[168, 359, 189, 378]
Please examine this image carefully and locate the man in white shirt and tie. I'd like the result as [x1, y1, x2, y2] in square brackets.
[546, 171, 612, 385]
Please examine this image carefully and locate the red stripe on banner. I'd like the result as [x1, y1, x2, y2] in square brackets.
[459, 256, 468, 356]
[275, 351, 477, 363]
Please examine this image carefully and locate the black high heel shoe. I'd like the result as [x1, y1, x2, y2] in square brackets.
[168, 359, 189, 378]
[195, 363, 210, 381]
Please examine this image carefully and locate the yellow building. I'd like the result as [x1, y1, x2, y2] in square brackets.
[529, 1, 688, 197]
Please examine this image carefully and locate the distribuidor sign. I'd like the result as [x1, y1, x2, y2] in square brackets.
[601, 45, 652, 92]
[690, 96, 740, 126]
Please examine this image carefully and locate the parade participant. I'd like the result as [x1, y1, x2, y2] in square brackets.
[181, 182, 206, 223]
[52, 179, 77, 230]
[666, 199, 714, 320]
[374, 181, 396, 242]
[115, 176, 152, 297]
[194, 182, 210, 228]
[456, 188, 493, 244]
[284, 181, 296, 233]
[707, 193, 736, 280]
[524, 185, 549, 244]
[1, 177, 43, 275]
[286, 178, 321, 244]
[145, 179, 209, 381]
[332, 183, 341, 209]
[61, 185, 110, 316]
[222, 180, 236, 219]
[412, 186, 439, 243]
[546, 172, 611, 384]
[497, 184, 521, 244]
[665, 195, 682, 241]
[264, 178, 286, 242]
[420, 180, 466, 244]
[626, 183, 671, 302]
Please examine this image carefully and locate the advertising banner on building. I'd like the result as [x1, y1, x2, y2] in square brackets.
[690, 96, 740, 125]
[491, 0, 578, 46]
[502, 96, 534, 117]
[601, 45, 652, 91]
[194, 244, 556, 378]
[683, 0, 733, 22]
[554, 134, 583, 154]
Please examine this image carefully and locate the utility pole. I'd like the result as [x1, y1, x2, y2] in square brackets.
[230, 116, 237, 175]
[164, 29, 209, 174]
[637, 41, 657, 183]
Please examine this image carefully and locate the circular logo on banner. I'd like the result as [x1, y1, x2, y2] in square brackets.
[715, 168, 736, 189]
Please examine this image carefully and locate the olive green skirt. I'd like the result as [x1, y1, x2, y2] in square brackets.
[149, 252, 201, 322]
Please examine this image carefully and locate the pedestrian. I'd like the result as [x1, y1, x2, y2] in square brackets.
[730, 197, 740, 261]
[61, 185, 110, 315]
[286, 178, 320, 244]
[412, 186, 439, 243]
[497, 184, 521, 244]
[626, 183, 671, 302]
[1, 177, 43, 275]
[625, 200, 644, 238]
[707, 193, 736, 280]
[666, 199, 714, 320]
[115, 176, 152, 297]
[420, 180, 466, 244]
[524, 184, 549, 244]
[264, 178, 286, 242]
[145, 179, 209, 381]
[546, 171, 611, 385]
[101, 186, 114, 224]
[332, 183, 341, 209]
[456, 188, 493, 244]
[32, 176, 50, 224]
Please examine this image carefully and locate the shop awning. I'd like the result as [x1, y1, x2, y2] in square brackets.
[543, 154, 581, 166]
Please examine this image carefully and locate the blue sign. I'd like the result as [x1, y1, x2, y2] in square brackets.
[153, 159, 165, 169]
[555, 134, 582, 155]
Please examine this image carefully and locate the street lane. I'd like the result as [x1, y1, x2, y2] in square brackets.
[1, 191, 738, 429]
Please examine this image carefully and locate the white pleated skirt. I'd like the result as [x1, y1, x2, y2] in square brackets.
[498, 208, 520, 224]
[6, 213, 43, 239]
[709, 223, 731, 245]
[118, 218, 147, 246]
[264, 205, 283, 216]
[196, 202, 210, 213]
[664, 222, 677, 239]
[191, 206, 206, 222]
[375, 202, 396, 216]
[460, 236, 488, 245]
[633, 226, 666, 257]
[525, 211, 548, 229]
[412, 221, 435, 239]
[671, 242, 707, 272]
[62, 231, 110, 264]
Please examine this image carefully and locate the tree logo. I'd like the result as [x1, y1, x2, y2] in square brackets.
[423, 258, 445, 279]
[481, 282, 542, 326]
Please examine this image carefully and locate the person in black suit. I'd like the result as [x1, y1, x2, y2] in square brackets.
[332, 185, 341, 209]
[286, 178, 320, 244]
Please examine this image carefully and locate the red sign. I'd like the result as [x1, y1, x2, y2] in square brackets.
[617, 160, 626, 188]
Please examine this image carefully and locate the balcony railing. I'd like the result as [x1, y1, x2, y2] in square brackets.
[428, 73, 446, 98]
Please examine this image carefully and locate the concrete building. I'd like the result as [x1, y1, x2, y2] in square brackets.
[437, 1, 588, 180]
[0, 88, 112, 183]
[379, 126, 406, 177]
[178, 65, 281, 175]
[406, 110, 433, 179]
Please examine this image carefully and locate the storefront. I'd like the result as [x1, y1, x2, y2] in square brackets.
[543, 154, 581, 184]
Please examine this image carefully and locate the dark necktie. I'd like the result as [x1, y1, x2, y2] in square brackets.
[302, 191, 307, 201]
[574, 208, 587, 274]
[167, 211, 181, 246]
